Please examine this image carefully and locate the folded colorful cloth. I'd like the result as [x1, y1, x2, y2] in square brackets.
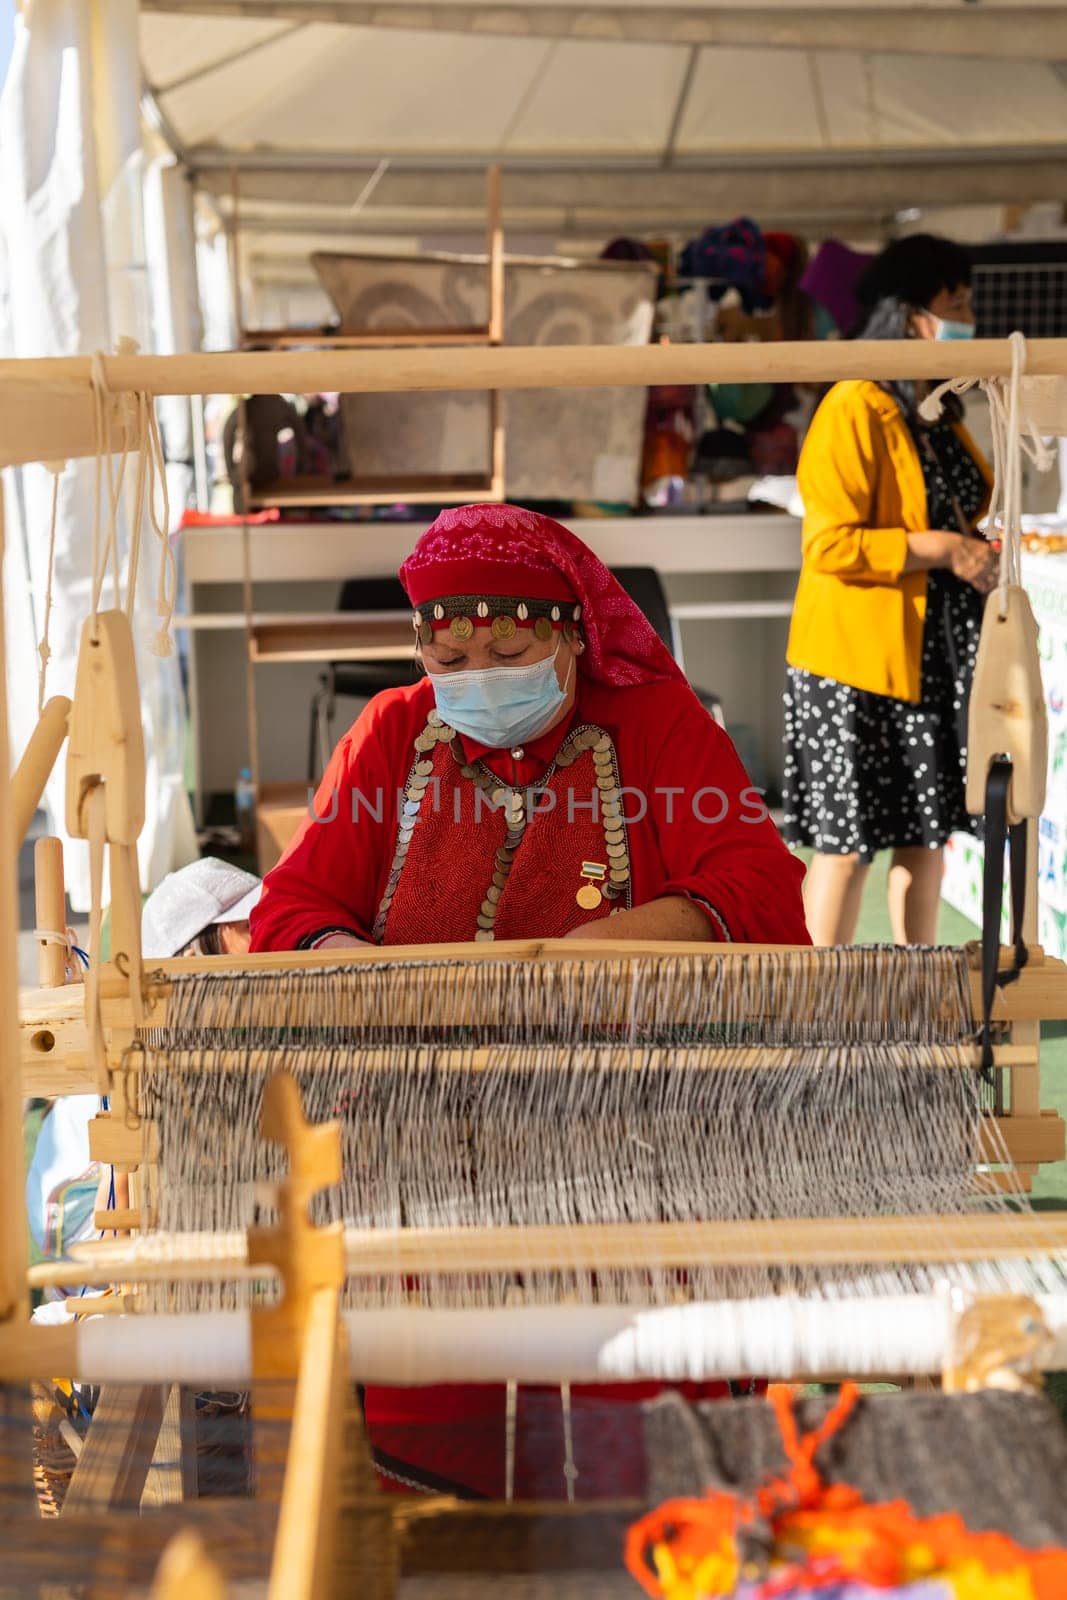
[627, 1385, 1067, 1600]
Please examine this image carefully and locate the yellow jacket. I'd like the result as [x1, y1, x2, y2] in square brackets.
[786, 380, 992, 703]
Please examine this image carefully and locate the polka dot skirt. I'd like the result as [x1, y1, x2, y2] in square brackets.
[783, 418, 988, 864]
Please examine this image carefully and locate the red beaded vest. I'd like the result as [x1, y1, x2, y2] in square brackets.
[375, 713, 633, 944]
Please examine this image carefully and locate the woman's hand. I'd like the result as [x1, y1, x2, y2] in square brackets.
[312, 933, 363, 950]
[905, 531, 998, 593]
[943, 534, 999, 594]
[561, 897, 717, 943]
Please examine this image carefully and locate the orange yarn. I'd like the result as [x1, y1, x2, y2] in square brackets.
[625, 1385, 1067, 1600]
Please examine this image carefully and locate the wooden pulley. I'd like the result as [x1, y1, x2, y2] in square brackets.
[65, 608, 147, 1053]
[966, 585, 1047, 826]
[64, 609, 145, 844]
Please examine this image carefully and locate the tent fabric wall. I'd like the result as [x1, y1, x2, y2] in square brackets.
[0, 0, 195, 912]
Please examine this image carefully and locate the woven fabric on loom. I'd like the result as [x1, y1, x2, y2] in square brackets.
[132, 947, 1067, 1320]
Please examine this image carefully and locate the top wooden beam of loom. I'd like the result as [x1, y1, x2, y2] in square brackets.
[4, 340, 1065, 472]
[87, 939, 1067, 1026]
[3, 338, 1067, 400]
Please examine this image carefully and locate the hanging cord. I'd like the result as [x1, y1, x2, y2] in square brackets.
[88, 350, 133, 627]
[920, 332, 1054, 612]
[127, 392, 149, 625]
[88, 351, 128, 630]
[992, 331, 1025, 616]
[36, 460, 67, 714]
[560, 1381, 578, 1504]
[89, 342, 177, 655]
[144, 392, 176, 657]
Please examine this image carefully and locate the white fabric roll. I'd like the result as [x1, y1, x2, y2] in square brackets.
[77, 1310, 253, 1383]
[67, 1294, 1067, 1385]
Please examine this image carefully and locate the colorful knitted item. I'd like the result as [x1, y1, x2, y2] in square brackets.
[625, 1385, 1067, 1600]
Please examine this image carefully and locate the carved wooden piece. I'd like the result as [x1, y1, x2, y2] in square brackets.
[967, 586, 1048, 823]
[943, 1294, 1053, 1394]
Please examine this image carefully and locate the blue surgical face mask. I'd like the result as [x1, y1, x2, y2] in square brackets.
[428, 643, 574, 748]
[931, 314, 975, 342]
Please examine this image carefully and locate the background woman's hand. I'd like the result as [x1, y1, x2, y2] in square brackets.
[944, 533, 999, 594]
[904, 530, 997, 593]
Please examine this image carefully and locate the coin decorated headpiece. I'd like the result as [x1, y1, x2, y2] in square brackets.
[399, 504, 686, 690]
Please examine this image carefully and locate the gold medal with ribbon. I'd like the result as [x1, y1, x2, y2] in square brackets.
[576, 860, 608, 910]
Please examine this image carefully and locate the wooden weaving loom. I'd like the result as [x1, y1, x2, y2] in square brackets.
[5, 337, 1067, 1596]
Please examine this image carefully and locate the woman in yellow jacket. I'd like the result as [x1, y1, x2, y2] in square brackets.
[784, 236, 998, 945]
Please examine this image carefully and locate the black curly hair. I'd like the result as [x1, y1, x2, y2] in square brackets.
[855, 233, 972, 322]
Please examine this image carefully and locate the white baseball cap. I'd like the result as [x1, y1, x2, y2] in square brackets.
[141, 858, 261, 960]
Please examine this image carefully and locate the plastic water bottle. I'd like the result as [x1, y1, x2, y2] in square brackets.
[235, 766, 256, 856]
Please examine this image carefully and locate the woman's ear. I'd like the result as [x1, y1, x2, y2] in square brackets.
[909, 305, 937, 342]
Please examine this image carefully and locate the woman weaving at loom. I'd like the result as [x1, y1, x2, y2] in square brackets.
[252, 503, 808, 952]
[251, 503, 809, 1498]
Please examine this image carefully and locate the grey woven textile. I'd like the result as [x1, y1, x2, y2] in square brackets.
[643, 1388, 1067, 1550]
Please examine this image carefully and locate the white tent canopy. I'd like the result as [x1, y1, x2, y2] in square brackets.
[136, 0, 1067, 306]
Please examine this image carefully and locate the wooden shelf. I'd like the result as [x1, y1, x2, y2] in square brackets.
[241, 326, 496, 349]
[233, 165, 505, 517]
[246, 471, 499, 510]
[230, 164, 506, 826]
[248, 615, 413, 664]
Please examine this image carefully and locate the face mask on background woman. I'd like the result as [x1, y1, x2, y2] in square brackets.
[929, 314, 975, 342]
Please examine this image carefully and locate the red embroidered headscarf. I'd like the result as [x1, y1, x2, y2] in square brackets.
[399, 504, 685, 690]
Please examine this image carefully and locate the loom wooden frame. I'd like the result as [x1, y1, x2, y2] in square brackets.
[7, 335, 1067, 1280]
[4, 338, 1067, 1596]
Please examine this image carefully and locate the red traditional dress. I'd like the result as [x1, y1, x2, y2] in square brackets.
[250, 504, 810, 1499]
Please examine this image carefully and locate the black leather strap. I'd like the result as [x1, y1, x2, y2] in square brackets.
[980, 758, 1029, 1084]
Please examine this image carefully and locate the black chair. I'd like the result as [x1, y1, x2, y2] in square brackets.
[610, 566, 726, 727]
[308, 566, 724, 780]
[307, 577, 417, 780]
